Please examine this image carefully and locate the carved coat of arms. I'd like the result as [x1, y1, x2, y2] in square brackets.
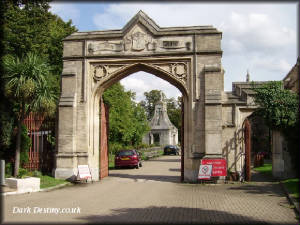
[131, 31, 147, 51]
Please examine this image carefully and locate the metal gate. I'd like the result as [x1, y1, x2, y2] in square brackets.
[99, 99, 109, 179]
[244, 118, 251, 181]
[23, 112, 55, 173]
[181, 98, 184, 182]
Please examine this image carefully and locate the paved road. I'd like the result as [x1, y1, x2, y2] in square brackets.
[3, 155, 298, 224]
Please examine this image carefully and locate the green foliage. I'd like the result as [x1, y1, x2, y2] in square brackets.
[135, 143, 150, 149]
[3, 52, 58, 117]
[16, 168, 28, 178]
[2, 52, 58, 176]
[0, 2, 77, 175]
[5, 163, 13, 177]
[131, 103, 150, 145]
[0, 107, 14, 154]
[253, 81, 299, 173]
[282, 178, 299, 198]
[253, 163, 272, 174]
[109, 142, 124, 155]
[40, 175, 69, 189]
[26, 170, 42, 178]
[103, 82, 150, 153]
[108, 154, 115, 169]
[46, 133, 56, 147]
[2, 1, 77, 82]
[166, 96, 182, 141]
[142, 90, 165, 120]
[253, 81, 299, 129]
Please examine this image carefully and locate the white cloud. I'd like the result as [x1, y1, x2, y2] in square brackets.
[250, 57, 292, 74]
[49, 2, 80, 23]
[50, 2, 297, 91]
[92, 3, 226, 30]
[120, 72, 181, 102]
[222, 12, 296, 54]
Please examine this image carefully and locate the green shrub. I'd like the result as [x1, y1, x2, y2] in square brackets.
[135, 143, 149, 149]
[109, 142, 123, 155]
[32, 170, 42, 177]
[123, 145, 134, 150]
[17, 168, 28, 178]
[26, 170, 42, 177]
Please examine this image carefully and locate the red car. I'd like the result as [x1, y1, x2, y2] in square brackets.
[115, 150, 142, 169]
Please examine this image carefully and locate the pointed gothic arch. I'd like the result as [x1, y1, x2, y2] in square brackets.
[55, 10, 236, 182]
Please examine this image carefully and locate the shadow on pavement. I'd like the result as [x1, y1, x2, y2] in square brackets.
[250, 169, 276, 182]
[228, 182, 285, 197]
[77, 206, 289, 224]
[109, 173, 180, 183]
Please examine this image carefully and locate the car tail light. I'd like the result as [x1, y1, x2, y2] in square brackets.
[132, 155, 138, 159]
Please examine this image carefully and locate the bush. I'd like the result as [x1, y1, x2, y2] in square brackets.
[17, 168, 28, 178]
[135, 143, 149, 149]
[26, 170, 42, 178]
[109, 142, 123, 155]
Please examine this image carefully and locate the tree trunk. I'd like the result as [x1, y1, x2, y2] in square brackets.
[14, 119, 22, 177]
[14, 104, 25, 177]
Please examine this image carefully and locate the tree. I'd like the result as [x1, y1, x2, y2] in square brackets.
[143, 90, 165, 120]
[0, 0, 77, 167]
[3, 53, 57, 176]
[166, 97, 182, 142]
[103, 82, 150, 154]
[253, 81, 299, 173]
[1, 0, 77, 94]
[131, 103, 150, 145]
[253, 81, 299, 129]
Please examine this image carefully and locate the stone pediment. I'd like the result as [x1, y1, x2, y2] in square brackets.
[64, 10, 220, 46]
[65, 10, 219, 40]
[63, 10, 222, 57]
[122, 10, 160, 35]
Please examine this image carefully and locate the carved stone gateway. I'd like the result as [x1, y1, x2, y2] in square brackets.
[56, 11, 257, 182]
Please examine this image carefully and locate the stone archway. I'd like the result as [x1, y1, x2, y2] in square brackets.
[55, 11, 224, 182]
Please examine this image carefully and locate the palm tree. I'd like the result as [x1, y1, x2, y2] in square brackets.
[3, 52, 57, 176]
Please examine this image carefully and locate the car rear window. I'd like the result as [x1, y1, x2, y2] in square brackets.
[118, 150, 135, 156]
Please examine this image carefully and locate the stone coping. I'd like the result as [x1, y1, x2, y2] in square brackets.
[279, 181, 299, 215]
[2, 182, 73, 196]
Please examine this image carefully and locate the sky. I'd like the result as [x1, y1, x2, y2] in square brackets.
[50, 1, 298, 102]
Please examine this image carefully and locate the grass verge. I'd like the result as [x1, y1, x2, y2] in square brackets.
[282, 178, 299, 199]
[253, 163, 272, 175]
[40, 175, 70, 189]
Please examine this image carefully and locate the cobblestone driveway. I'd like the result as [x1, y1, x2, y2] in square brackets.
[3, 155, 298, 224]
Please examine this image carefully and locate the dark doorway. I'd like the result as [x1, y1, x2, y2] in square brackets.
[153, 133, 160, 146]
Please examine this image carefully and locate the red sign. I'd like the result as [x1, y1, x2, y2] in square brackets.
[201, 159, 227, 177]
